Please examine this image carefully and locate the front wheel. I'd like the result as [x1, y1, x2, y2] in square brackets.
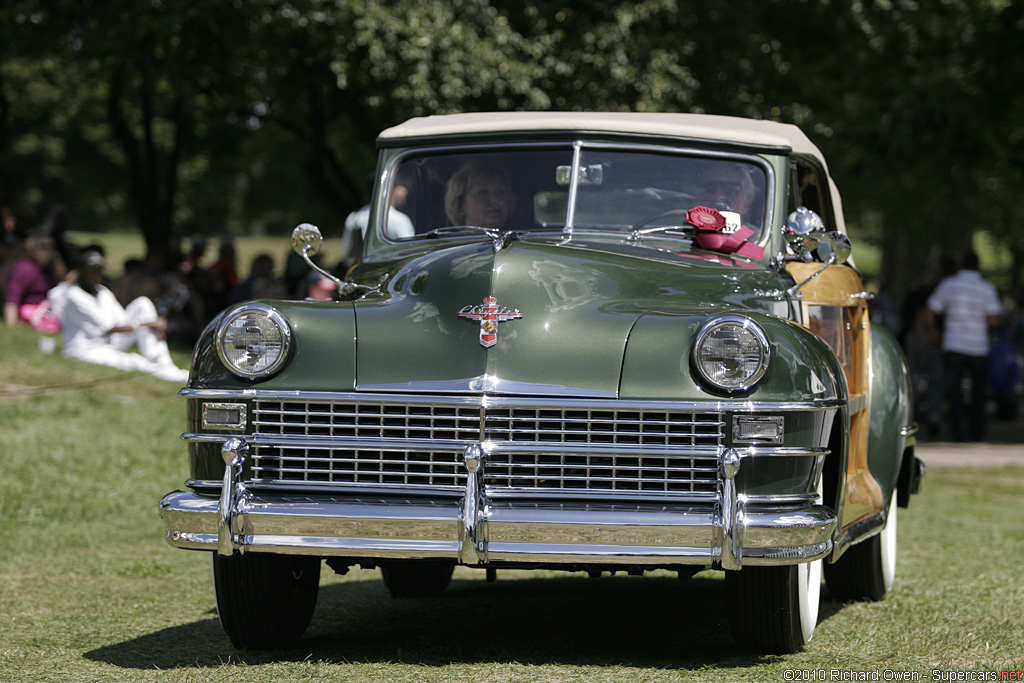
[726, 558, 822, 654]
[212, 553, 321, 649]
[825, 490, 897, 601]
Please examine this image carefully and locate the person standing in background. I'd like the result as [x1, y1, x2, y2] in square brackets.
[926, 250, 1002, 441]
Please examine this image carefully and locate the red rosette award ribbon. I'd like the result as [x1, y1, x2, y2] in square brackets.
[685, 205, 727, 233]
[685, 205, 764, 260]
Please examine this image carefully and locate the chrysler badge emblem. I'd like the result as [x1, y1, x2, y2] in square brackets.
[458, 296, 522, 348]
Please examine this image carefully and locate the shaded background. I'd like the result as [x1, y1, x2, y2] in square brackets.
[2, 0, 1023, 304]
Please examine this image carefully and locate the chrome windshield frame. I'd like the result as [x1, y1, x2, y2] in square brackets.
[379, 140, 777, 248]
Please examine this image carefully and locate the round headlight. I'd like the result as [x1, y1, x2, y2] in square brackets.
[215, 304, 291, 379]
[693, 315, 770, 392]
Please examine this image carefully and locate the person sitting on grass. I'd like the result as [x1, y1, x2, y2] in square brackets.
[49, 249, 189, 383]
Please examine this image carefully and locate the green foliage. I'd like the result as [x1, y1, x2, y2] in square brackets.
[1, 0, 1022, 295]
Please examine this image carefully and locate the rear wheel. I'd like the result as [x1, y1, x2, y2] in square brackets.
[380, 563, 454, 598]
[726, 557, 822, 654]
[825, 490, 897, 601]
[212, 553, 321, 649]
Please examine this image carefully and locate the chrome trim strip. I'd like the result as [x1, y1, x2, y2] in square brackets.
[743, 540, 832, 565]
[745, 492, 819, 505]
[460, 444, 487, 564]
[159, 489, 835, 566]
[183, 432, 234, 443]
[719, 449, 743, 570]
[180, 388, 844, 413]
[356, 374, 617, 398]
[244, 537, 460, 557]
[484, 488, 718, 503]
[183, 434, 731, 460]
[733, 446, 830, 458]
[191, 480, 816, 506]
[563, 141, 583, 235]
[202, 441, 820, 460]
[253, 482, 463, 497]
[482, 442, 722, 457]
[254, 436, 471, 452]
[218, 437, 248, 556]
[186, 479, 223, 490]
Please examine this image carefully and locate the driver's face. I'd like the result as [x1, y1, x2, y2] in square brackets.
[704, 169, 753, 215]
[461, 174, 510, 229]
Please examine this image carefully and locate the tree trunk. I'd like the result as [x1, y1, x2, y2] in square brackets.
[107, 67, 181, 270]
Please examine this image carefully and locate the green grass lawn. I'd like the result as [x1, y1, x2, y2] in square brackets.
[1, 322, 1022, 682]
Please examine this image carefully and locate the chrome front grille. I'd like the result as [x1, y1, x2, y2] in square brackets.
[486, 407, 723, 446]
[254, 400, 481, 440]
[249, 397, 724, 498]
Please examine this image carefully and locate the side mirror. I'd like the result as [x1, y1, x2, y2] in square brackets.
[291, 223, 344, 297]
[290, 223, 387, 300]
[810, 231, 852, 266]
[783, 208, 856, 296]
[783, 206, 826, 263]
[291, 222, 324, 258]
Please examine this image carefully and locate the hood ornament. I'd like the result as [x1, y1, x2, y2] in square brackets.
[458, 296, 523, 348]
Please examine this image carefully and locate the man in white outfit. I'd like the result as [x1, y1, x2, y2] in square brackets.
[49, 250, 190, 383]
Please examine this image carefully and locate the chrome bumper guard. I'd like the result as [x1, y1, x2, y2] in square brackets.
[160, 439, 836, 569]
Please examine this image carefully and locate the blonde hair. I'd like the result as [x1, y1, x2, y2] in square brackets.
[444, 161, 513, 225]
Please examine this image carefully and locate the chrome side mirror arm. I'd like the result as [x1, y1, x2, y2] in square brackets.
[291, 223, 386, 300]
[787, 252, 838, 297]
[786, 231, 853, 297]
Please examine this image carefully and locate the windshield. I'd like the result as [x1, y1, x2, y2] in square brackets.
[382, 145, 770, 245]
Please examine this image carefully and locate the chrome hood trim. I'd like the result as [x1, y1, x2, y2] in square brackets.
[355, 374, 617, 398]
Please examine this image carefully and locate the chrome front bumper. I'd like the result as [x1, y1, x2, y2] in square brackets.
[159, 439, 836, 569]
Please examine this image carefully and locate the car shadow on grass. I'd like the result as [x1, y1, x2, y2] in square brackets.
[85, 570, 848, 671]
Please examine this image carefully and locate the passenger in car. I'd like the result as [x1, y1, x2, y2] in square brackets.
[700, 163, 757, 219]
[444, 161, 513, 230]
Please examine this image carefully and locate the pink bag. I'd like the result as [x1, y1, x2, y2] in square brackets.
[20, 300, 62, 334]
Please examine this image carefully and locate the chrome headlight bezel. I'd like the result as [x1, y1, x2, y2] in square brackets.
[215, 303, 292, 380]
[693, 315, 770, 393]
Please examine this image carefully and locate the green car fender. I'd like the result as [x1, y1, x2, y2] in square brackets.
[866, 324, 915, 500]
[187, 299, 359, 392]
[620, 310, 850, 504]
[619, 310, 847, 405]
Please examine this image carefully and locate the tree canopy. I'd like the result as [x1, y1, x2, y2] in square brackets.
[1, 0, 1021, 295]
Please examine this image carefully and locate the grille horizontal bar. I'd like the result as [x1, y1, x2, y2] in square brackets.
[250, 398, 724, 497]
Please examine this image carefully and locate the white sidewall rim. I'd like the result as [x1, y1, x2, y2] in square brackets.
[881, 490, 898, 591]
[798, 479, 824, 642]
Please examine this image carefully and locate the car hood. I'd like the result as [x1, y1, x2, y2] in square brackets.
[353, 236, 787, 396]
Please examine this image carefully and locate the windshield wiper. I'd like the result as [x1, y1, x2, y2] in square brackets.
[422, 225, 500, 240]
[628, 225, 694, 242]
[422, 226, 525, 252]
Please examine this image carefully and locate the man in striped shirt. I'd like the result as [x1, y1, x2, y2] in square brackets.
[926, 251, 1003, 441]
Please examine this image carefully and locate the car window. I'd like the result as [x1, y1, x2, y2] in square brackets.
[386, 146, 768, 242]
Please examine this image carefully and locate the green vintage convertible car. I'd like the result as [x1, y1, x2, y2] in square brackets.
[160, 112, 923, 654]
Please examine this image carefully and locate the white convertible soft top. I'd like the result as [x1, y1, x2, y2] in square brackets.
[379, 111, 848, 238]
[379, 112, 824, 160]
